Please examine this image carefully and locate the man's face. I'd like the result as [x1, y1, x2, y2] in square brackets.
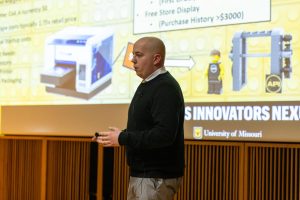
[131, 39, 158, 79]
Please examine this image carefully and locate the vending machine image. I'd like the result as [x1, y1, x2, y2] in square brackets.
[41, 26, 114, 99]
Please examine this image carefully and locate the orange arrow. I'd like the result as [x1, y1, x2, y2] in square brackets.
[122, 42, 134, 70]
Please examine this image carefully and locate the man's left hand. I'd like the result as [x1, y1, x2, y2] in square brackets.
[93, 127, 121, 147]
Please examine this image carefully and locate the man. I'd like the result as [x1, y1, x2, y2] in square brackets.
[94, 37, 185, 200]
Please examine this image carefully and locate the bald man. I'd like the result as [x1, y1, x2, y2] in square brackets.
[94, 37, 185, 200]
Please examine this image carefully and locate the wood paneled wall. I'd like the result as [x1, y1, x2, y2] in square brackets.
[0, 139, 42, 200]
[0, 136, 101, 200]
[175, 141, 244, 200]
[112, 141, 300, 200]
[0, 137, 299, 200]
[245, 143, 300, 200]
[46, 140, 91, 200]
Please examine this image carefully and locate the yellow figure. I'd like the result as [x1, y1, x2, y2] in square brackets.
[205, 49, 224, 94]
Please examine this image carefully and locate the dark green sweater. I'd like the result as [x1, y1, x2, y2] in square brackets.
[118, 72, 185, 178]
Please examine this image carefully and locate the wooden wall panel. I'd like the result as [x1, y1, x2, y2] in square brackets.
[112, 145, 129, 200]
[46, 140, 91, 200]
[112, 140, 244, 200]
[0, 137, 299, 200]
[111, 141, 300, 200]
[245, 143, 300, 200]
[175, 141, 244, 200]
[0, 139, 42, 200]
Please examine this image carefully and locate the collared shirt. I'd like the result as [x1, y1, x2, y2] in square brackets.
[143, 66, 167, 82]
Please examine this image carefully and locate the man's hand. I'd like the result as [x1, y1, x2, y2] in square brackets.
[92, 127, 121, 147]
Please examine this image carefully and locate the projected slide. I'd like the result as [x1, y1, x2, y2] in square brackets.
[134, 0, 270, 33]
[1, 0, 300, 141]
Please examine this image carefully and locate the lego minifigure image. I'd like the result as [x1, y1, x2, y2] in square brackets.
[205, 49, 224, 94]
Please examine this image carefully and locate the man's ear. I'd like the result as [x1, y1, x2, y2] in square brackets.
[153, 54, 162, 66]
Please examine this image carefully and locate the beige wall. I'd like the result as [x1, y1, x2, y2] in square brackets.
[1, 104, 128, 136]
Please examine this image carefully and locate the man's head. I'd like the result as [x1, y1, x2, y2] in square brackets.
[131, 37, 166, 79]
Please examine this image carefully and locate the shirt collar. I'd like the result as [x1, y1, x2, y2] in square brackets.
[143, 66, 167, 82]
